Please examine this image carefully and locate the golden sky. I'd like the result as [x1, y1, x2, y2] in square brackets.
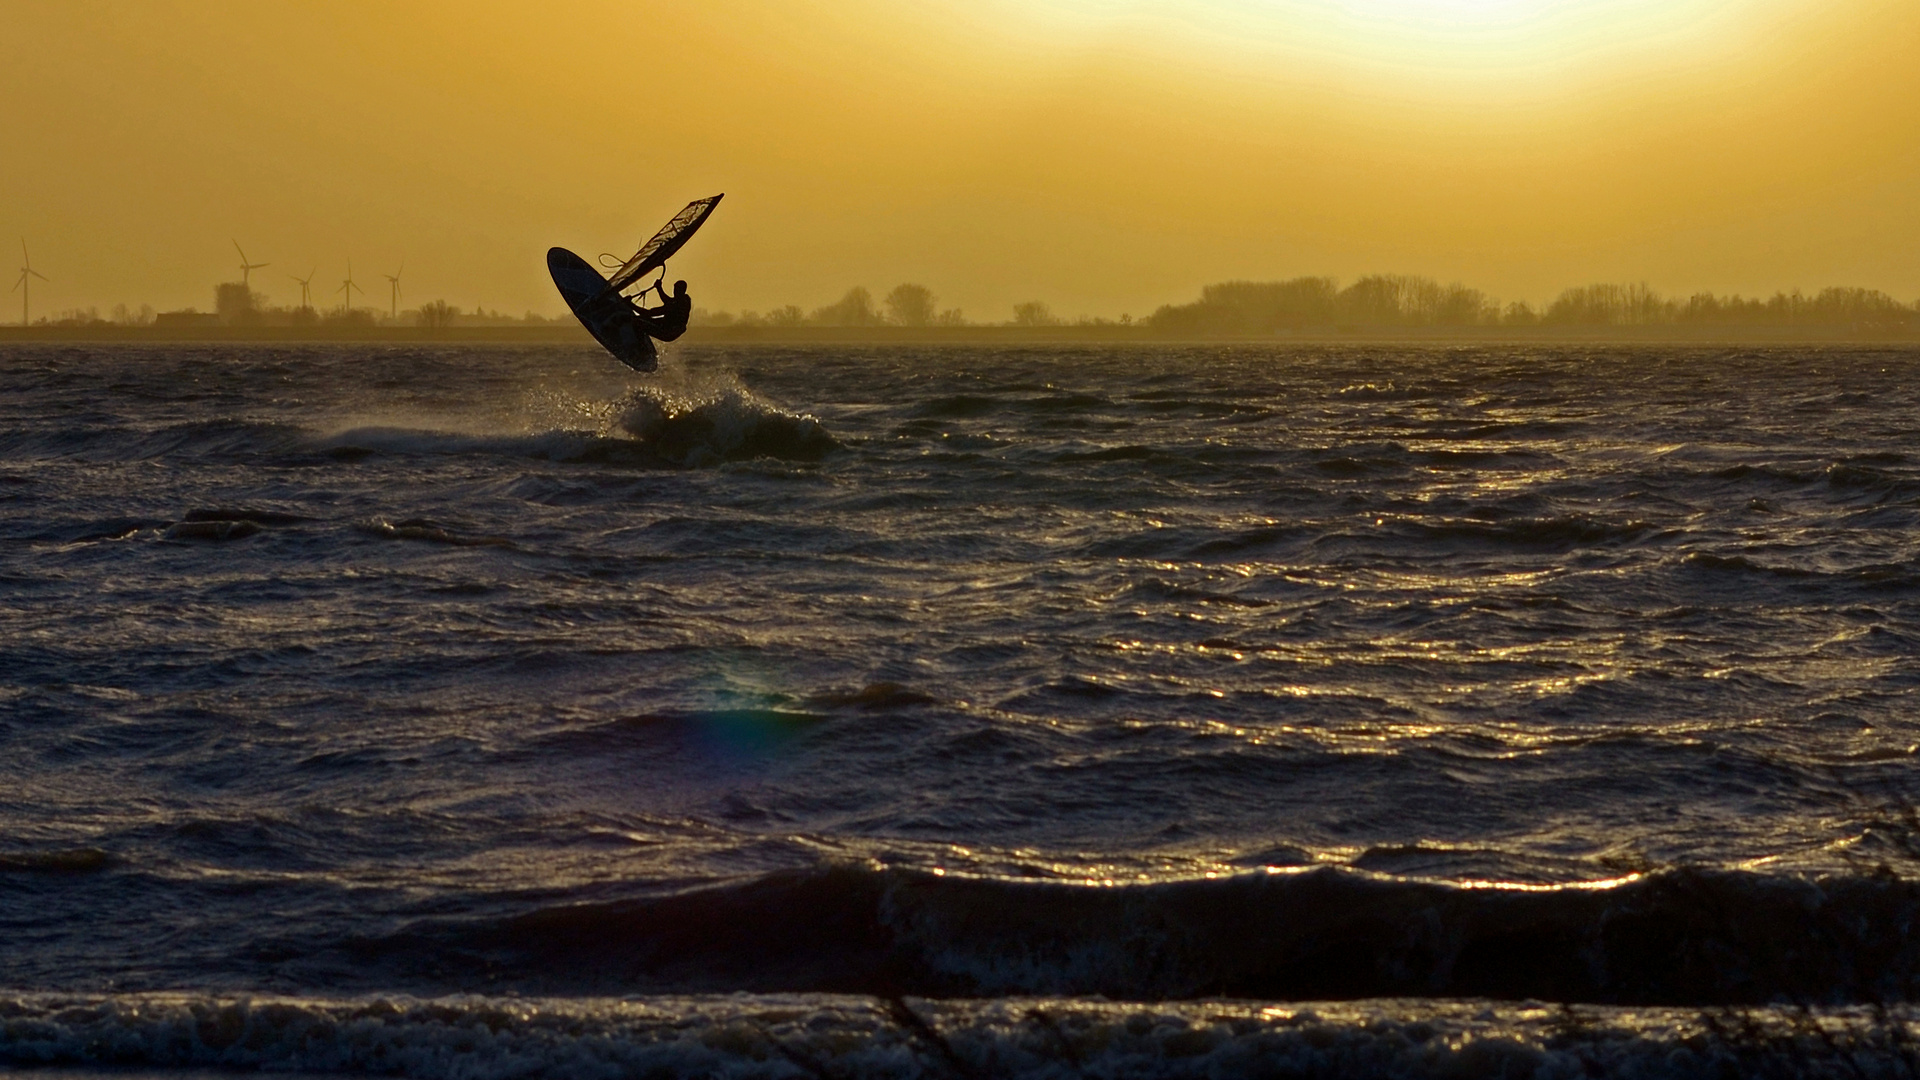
[4, 0, 1916, 319]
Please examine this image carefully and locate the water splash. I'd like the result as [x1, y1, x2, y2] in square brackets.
[610, 363, 837, 466]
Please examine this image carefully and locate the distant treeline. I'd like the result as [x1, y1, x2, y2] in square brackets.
[1146, 276, 1920, 333]
[693, 284, 1127, 329]
[699, 276, 1920, 334]
[698, 284, 970, 329]
[25, 274, 1919, 336]
[30, 285, 566, 330]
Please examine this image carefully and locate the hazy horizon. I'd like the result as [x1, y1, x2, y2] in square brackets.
[6, 1, 1916, 320]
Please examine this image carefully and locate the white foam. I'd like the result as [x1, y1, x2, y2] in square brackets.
[607, 365, 830, 466]
[301, 359, 825, 468]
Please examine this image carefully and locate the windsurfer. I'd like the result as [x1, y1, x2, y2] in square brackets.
[548, 194, 721, 371]
[633, 278, 692, 342]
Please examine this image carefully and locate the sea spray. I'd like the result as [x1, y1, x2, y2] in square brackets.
[613, 361, 836, 465]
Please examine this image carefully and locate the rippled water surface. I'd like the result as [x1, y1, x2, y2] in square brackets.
[5, 341, 1920, 1072]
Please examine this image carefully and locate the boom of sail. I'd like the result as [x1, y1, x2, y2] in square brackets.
[596, 194, 724, 300]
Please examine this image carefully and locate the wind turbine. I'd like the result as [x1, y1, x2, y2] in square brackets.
[338, 260, 362, 312]
[289, 267, 317, 309]
[383, 262, 403, 320]
[13, 240, 47, 326]
[232, 241, 269, 287]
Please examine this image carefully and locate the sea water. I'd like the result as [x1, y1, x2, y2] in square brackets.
[4, 341, 1920, 1077]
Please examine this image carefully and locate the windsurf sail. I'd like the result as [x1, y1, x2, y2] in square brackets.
[597, 194, 724, 300]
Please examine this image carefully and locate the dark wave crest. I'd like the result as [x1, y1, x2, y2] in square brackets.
[615, 385, 837, 465]
[337, 864, 1920, 1005]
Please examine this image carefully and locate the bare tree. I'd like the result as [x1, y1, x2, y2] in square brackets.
[416, 299, 458, 329]
[1502, 301, 1540, 326]
[215, 282, 265, 325]
[1012, 301, 1059, 326]
[884, 283, 938, 326]
[808, 287, 881, 326]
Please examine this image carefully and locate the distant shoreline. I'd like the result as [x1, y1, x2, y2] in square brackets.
[2, 323, 1917, 346]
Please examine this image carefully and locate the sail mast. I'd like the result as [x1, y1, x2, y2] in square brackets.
[595, 194, 724, 301]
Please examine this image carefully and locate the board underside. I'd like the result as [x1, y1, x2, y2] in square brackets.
[547, 247, 657, 372]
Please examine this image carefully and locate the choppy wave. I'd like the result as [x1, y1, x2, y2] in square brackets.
[4, 992, 1919, 1079]
[613, 381, 836, 466]
[340, 863, 1920, 1004]
[0, 354, 833, 470]
[8, 342, 1920, 1071]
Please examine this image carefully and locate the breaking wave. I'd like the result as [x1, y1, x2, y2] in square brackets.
[611, 377, 837, 466]
[3, 991, 1917, 1079]
[325, 864, 1920, 1005]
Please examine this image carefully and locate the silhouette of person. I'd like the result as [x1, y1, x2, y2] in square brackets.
[634, 278, 692, 342]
